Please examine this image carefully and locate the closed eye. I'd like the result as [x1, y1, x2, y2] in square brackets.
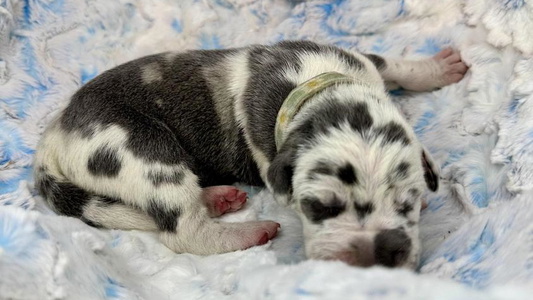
[301, 196, 345, 223]
[354, 202, 374, 219]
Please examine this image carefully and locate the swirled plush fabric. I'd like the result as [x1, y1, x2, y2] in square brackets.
[1, 0, 533, 299]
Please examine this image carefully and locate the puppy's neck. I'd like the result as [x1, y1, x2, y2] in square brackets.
[275, 72, 357, 150]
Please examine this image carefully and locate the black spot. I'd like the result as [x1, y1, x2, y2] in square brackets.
[364, 54, 386, 70]
[407, 220, 417, 227]
[375, 122, 410, 145]
[87, 146, 121, 177]
[337, 163, 357, 185]
[374, 229, 411, 267]
[396, 162, 410, 180]
[301, 196, 345, 223]
[147, 169, 185, 187]
[146, 199, 181, 232]
[300, 101, 374, 139]
[396, 202, 413, 217]
[354, 202, 374, 219]
[422, 150, 439, 192]
[35, 171, 89, 217]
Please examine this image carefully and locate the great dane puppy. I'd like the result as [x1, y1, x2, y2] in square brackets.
[34, 40, 467, 268]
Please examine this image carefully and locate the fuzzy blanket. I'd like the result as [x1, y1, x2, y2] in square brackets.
[2, 0, 533, 299]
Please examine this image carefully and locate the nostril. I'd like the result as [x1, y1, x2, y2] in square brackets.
[374, 229, 411, 267]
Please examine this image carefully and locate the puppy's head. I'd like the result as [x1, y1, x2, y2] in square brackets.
[268, 98, 439, 269]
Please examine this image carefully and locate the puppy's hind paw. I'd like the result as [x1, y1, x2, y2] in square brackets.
[240, 221, 281, 249]
[203, 185, 248, 217]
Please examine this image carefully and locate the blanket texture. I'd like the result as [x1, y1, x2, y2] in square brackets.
[1, 0, 533, 299]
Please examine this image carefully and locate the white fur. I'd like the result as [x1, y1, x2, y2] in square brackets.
[141, 62, 163, 84]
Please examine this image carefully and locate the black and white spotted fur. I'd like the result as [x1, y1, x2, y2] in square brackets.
[34, 40, 467, 267]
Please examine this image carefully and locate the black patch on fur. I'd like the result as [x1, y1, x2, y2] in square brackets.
[146, 199, 181, 232]
[301, 196, 345, 223]
[147, 169, 185, 187]
[87, 146, 122, 177]
[374, 229, 411, 267]
[296, 101, 374, 143]
[375, 122, 410, 145]
[364, 54, 386, 70]
[397, 202, 413, 217]
[354, 202, 374, 219]
[337, 163, 357, 185]
[396, 162, 410, 180]
[35, 169, 89, 217]
[422, 150, 439, 192]
[407, 220, 417, 227]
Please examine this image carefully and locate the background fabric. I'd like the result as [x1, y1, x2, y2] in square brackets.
[1, 0, 533, 299]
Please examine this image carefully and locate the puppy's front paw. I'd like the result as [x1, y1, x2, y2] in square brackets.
[432, 48, 469, 87]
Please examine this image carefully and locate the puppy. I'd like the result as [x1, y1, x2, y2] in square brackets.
[34, 40, 467, 268]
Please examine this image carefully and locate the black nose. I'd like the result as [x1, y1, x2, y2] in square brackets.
[374, 229, 411, 267]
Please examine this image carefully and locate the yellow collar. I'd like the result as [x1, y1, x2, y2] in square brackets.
[274, 72, 355, 150]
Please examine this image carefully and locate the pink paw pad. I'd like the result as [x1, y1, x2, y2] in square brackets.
[203, 186, 248, 217]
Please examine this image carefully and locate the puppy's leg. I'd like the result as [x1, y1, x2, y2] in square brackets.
[365, 48, 468, 92]
[81, 186, 249, 229]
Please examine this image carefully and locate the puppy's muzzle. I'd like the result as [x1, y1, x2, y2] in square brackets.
[321, 229, 412, 268]
[374, 229, 412, 267]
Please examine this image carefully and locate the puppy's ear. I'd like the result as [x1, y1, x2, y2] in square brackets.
[267, 149, 295, 195]
[421, 149, 439, 192]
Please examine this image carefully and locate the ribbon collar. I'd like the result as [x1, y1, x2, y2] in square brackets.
[274, 72, 355, 150]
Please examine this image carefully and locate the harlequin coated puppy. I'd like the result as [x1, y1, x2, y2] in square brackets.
[34, 40, 467, 268]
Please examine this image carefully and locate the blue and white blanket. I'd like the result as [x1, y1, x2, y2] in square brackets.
[2, 0, 533, 299]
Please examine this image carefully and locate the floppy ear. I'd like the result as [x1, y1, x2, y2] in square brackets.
[267, 148, 295, 195]
[421, 149, 439, 192]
